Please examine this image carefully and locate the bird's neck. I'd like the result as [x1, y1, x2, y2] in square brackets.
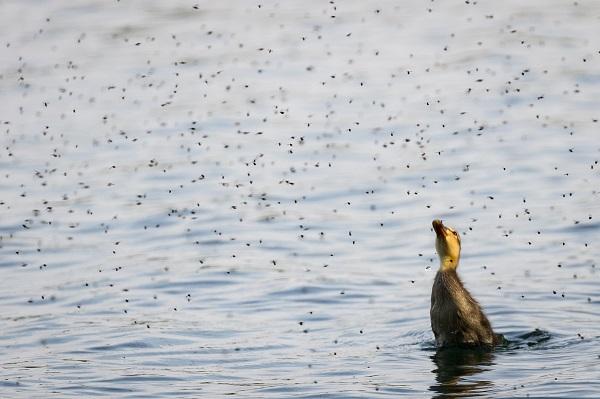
[439, 256, 459, 271]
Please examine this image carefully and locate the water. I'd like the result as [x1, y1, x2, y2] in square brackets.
[1, 0, 599, 397]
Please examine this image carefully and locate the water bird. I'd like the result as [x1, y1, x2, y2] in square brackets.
[430, 219, 503, 348]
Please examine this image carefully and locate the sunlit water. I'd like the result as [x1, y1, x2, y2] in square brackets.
[1, 1, 599, 397]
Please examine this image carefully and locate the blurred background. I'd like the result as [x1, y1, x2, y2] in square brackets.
[0, 0, 599, 397]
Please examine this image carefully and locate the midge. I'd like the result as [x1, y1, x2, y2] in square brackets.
[430, 219, 503, 348]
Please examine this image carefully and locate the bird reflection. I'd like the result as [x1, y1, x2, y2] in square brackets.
[429, 347, 495, 398]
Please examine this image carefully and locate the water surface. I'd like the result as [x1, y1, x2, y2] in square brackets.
[1, 0, 599, 397]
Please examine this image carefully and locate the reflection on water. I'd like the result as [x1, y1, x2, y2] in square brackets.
[430, 347, 495, 398]
[429, 329, 564, 398]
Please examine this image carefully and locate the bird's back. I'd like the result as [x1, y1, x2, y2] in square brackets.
[430, 269, 498, 347]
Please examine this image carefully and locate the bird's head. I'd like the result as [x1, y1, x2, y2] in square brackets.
[432, 219, 461, 270]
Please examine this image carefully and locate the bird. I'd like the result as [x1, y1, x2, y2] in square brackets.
[430, 219, 503, 348]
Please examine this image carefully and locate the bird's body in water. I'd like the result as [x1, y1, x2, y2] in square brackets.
[430, 219, 503, 348]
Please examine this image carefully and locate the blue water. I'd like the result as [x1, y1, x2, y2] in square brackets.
[1, 0, 599, 397]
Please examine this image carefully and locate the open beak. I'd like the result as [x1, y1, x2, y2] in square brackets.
[432, 219, 446, 238]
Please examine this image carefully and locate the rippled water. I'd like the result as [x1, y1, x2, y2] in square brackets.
[1, 0, 599, 397]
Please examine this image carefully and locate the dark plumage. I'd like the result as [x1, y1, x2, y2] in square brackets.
[430, 219, 503, 348]
[431, 268, 501, 347]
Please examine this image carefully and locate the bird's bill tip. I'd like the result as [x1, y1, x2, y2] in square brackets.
[432, 219, 445, 236]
